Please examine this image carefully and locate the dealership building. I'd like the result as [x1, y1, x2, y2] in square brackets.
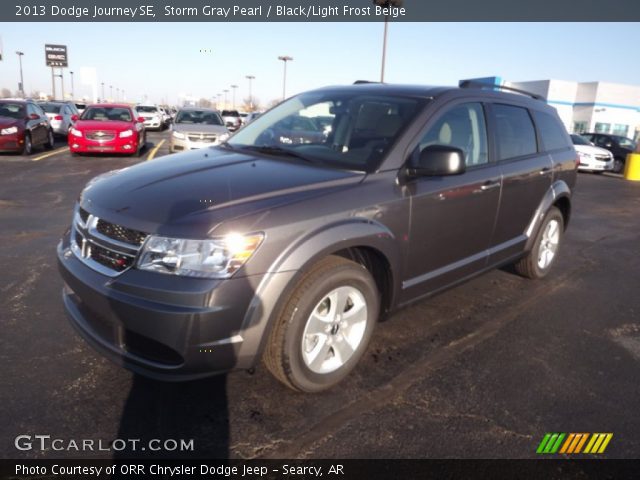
[466, 77, 640, 142]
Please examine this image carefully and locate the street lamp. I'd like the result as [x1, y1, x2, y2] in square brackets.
[373, 0, 403, 82]
[101, 82, 105, 102]
[245, 75, 255, 111]
[109, 85, 113, 101]
[230, 85, 238, 109]
[278, 56, 293, 101]
[116, 87, 120, 101]
[223, 89, 229, 109]
[54, 72, 65, 100]
[15, 51, 25, 98]
[70, 71, 75, 100]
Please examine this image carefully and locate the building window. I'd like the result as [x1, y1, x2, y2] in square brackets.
[612, 124, 629, 137]
[573, 121, 587, 133]
[595, 123, 611, 134]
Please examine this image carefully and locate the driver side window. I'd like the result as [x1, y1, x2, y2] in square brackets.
[419, 103, 488, 167]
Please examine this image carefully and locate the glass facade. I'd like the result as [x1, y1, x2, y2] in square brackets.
[612, 124, 629, 137]
[573, 121, 587, 133]
[594, 123, 611, 133]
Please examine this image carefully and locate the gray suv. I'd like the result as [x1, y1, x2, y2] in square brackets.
[57, 82, 577, 392]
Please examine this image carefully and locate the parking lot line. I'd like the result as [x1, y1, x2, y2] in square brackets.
[146, 140, 165, 161]
[32, 146, 69, 162]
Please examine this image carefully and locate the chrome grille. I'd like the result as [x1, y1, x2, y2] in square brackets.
[86, 130, 116, 141]
[187, 133, 218, 143]
[594, 154, 611, 162]
[71, 207, 148, 277]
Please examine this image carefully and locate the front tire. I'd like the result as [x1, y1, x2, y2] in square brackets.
[613, 157, 624, 174]
[514, 207, 564, 279]
[264, 255, 379, 392]
[45, 129, 55, 150]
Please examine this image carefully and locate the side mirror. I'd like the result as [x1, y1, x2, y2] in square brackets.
[71, 114, 78, 122]
[137, 117, 145, 123]
[29, 113, 40, 120]
[407, 145, 466, 177]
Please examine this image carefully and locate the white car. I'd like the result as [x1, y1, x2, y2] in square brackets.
[571, 134, 614, 172]
[136, 104, 165, 131]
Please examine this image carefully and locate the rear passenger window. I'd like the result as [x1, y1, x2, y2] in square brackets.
[533, 110, 570, 151]
[493, 104, 537, 161]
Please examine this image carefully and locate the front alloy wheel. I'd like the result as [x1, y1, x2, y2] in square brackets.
[264, 255, 379, 392]
[514, 206, 564, 279]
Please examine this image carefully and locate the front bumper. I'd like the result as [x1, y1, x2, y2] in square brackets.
[57, 231, 276, 380]
[170, 136, 220, 152]
[69, 135, 139, 154]
[578, 158, 613, 171]
[143, 118, 162, 130]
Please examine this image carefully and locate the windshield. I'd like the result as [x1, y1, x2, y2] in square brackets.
[81, 107, 133, 122]
[175, 110, 223, 125]
[221, 110, 239, 117]
[0, 102, 26, 119]
[39, 103, 62, 114]
[616, 136, 637, 149]
[570, 134, 591, 146]
[137, 106, 158, 113]
[228, 91, 426, 172]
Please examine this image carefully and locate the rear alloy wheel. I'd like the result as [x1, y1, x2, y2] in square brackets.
[45, 129, 55, 149]
[264, 255, 379, 392]
[613, 157, 624, 174]
[514, 207, 564, 279]
[22, 133, 33, 155]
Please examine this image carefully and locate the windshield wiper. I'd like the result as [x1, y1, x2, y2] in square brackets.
[238, 145, 319, 164]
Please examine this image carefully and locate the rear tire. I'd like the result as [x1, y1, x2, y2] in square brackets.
[514, 207, 564, 279]
[22, 133, 33, 156]
[45, 129, 55, 150]
[264, 255, 379, 392]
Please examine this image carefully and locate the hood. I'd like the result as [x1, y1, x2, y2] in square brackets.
[139, 111, 159, 118]
[76, 120, 134, 131]
[80, 148, 363, 237]
[574, 144, 612, 156]
[172, 123, 228, 135]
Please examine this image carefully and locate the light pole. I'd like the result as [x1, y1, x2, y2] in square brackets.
[54, 72, 65, 100]
[278, 56, 293, 101]
[109, 85, 113, 101]
[116, 87, 120, 101]
[101, 82, 105, 102]
[223, 89, 229, 109]
[245, 75, 255, 111]
[230, 85, 238, 109]
[70, 71, 75, 100]
[15, 51, 25, 97]
[374, 0, 403, 82]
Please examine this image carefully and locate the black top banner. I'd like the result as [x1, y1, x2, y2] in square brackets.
[4, 0, 640, 22]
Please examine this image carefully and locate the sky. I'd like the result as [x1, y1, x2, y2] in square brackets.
[1, 22, 639, 107]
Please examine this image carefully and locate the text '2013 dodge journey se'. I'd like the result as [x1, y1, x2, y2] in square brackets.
[57, 82, 578, 392]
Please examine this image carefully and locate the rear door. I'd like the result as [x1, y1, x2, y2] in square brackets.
[402, 101, 502, 301]
[487, 103, 553, 265]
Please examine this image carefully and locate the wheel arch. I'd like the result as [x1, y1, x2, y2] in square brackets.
[524, 180, 572, 252]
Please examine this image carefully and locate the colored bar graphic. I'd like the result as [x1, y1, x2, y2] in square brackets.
[537, 433, 612, 454]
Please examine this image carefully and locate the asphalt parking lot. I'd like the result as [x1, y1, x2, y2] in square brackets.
[1, 135, 639, 459]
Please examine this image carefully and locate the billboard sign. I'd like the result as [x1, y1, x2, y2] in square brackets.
[45, 44, 68, 67]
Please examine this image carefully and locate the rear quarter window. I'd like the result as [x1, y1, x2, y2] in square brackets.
[532, 110, 571, 151]
[492, 104, 537, 161]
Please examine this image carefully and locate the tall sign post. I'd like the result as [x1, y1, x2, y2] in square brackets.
[45, 44, 68, 99]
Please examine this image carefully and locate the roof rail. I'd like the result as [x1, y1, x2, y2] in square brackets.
[353, 80, 380, 85]
[458, 80, 545, 101]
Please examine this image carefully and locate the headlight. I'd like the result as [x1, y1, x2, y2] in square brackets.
[137, 233, 264, 278]
[172, 131, 186, 139]
[577, 151, 592, 160]
[70, 127, 83, 137]
[119, 129, 134, 138]
[1, 126, 18, 135]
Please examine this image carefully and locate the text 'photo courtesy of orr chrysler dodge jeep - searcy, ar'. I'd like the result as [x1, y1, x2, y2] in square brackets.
[57, 81, 578, 392]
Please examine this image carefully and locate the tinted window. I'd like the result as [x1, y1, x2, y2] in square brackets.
[533, 110, 570, 151]
[0, 102, 25, 118]
[137, 106, 158, 113]
[175, 110, 223, 125]
[493, 104, 537, 161]
[570, 134, 591, 146]
[419, 102, 489, 166]
[40, 103, 63, 114]
[82, 107, 132, 122]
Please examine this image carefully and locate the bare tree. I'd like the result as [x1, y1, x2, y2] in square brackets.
[197, 98, 212, 108]
[241, 96, 261, 112]
[1, 88, 11, 98]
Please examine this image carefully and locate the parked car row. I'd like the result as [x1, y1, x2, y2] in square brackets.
[570, 132, 637, 173]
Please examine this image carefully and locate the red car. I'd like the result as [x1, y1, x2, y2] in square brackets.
[69, 104, 146, 156]
[0, 99, 55, 155]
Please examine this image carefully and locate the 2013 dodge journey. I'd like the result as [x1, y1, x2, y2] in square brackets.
[57, 82, 578, 392]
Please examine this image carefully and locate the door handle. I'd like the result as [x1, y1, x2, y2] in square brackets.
[479, 181, 500, 192]
[539, 167, 552, 175]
